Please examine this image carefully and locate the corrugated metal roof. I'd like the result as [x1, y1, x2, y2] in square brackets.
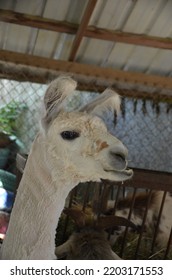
[0, 0, 172, 82]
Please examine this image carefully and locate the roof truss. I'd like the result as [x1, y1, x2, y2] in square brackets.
[0, 8, 172, 54]
[0, 7, 172, 102]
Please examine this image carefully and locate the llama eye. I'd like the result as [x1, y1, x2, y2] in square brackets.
[61, 131, 80, 140]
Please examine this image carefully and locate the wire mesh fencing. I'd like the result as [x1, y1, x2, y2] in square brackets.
[0, 77, 172, 173]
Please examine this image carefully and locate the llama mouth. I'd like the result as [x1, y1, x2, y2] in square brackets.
[121, 168, 133, 176]
[103, 168, 133, 181]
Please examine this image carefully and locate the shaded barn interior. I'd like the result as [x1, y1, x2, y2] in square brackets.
[0, 0, 172, 259]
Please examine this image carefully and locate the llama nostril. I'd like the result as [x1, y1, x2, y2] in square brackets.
[110, 151, 127, 171]
[110, 152, 126, 162]
[114, 153, 126, 162]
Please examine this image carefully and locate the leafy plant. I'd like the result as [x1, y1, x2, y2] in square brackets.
[0, 101, 27, 137]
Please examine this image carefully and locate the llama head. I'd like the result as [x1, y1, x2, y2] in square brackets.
[55, 207, 136, 260]
[42, 76, 133, 184]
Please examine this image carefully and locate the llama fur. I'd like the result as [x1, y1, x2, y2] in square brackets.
[0, 76, 132, 259]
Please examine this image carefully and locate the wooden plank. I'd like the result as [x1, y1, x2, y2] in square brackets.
[1, 50, 172, 91]
[0, 62, 172, 102]
[86, 27, 172, 50]
[1, 9, 172, 50]
[0, 67, 171, 102]
[122, 168, 172, 192]
[0, 8, 77, 34]
[68, 0, 98, 61]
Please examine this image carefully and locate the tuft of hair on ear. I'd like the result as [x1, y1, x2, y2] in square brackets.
[92, 89, 121, 116]
[42, 76, 77, 128]
[44, 75, 77, 112]
[79, 88, 121, 117]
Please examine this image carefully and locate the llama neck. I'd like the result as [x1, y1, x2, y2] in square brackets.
[1, 134, 77, 260]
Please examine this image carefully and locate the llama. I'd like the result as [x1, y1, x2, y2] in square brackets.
[0, 76, 133, 259]
[55, 206, 136, 260]
[105, 191, 172, 249]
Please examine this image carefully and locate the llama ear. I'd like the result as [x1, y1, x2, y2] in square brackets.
[95, 215, 137, 230]
[43, 76, 77, 125]
[79, 89, 121, 118]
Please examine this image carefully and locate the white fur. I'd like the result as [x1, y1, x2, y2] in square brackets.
[0, 76, 132, 259]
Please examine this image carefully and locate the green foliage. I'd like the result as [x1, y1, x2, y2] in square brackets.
[0, 101, 27, 136]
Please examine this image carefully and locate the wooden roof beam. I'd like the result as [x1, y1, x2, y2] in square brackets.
[68, 0, 98, 61]
[1, 49, 172, 93]
[1, 9, 172, 50]
[86, 27, 172, 50]
[0, 8, 77, 34]
[0, 62, 172, 103]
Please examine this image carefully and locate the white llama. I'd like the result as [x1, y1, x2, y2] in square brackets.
[0, 76, 133, 259]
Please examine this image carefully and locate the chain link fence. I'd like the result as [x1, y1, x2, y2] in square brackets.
[0, 77, 172, 174]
